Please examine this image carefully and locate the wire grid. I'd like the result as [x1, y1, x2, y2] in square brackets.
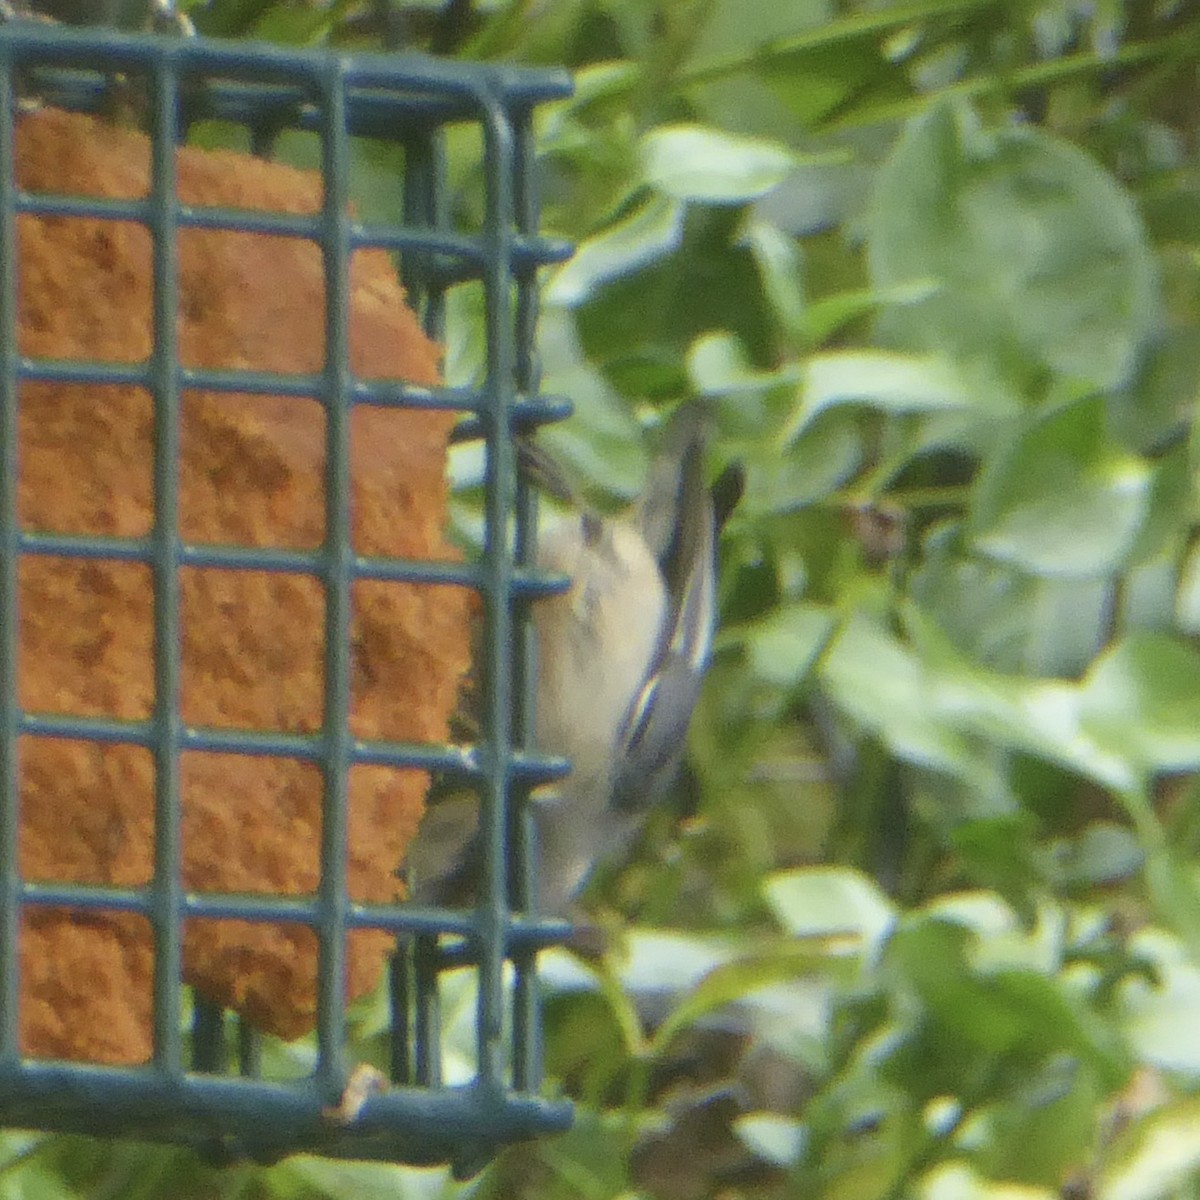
[0, 19, 573, 1175]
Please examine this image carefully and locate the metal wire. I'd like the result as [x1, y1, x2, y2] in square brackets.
[0, 41, 19, 1072]
[0, 15, 574, 1170]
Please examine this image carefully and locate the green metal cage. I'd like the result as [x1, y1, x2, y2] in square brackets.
[0, 15, 574, 1179]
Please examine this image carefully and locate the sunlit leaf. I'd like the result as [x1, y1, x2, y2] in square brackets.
[801, 279, 939, 345]
[763, 866, 896, 954]
[734, 1112, 808, 1168]
[742, 218, 807, 346]
[687, 330, 799, 395]
[919, 1160, 1058, 1200]
[1052, 823, 1144, 888]
[790, 349, 989, 436]
[276, 1158, 453, 1200]
[1099, 1099, 1200, 1200]
[640, 124, 804, 203]
[1175, 540, 1200, 634]
[1120, 929, 1200, 1075]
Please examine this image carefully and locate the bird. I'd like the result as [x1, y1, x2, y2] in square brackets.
[408, 406, 742, 918]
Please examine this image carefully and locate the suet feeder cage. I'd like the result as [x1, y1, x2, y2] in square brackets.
[0, 8, 574, 1179]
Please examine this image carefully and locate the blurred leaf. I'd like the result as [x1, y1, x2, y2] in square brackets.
[790, 350, 994, 437]
[546, 195, 685, 306]
[918, 1160, 1058, 1199]
[574, 205, 775, 370]
[536, 307, 647, 499]
[1175, 540, 1200, 635]
[763, 866, 896, 953]
[1107, 327, 1200, 453]
[910, 522, 1113, 676]
[640, 125, 806, 204]
[1079, 634, 1200, 774]
[1052, 822, 1144, 889]
[734, 1112, 808, 1168]
[888, 918, 1128, 1080]
[742, 218, 807, 347]
[685, 0, 832, 74]
[540, 947, 646, 1060]
[687, 331, 799, 395]
[248, 0, 331, 44]
[968, 396, 1152, 578]
[801, 279, 940, 347]
[819, 614, 986, 779]
[918, 891, 1047, 970]
[651, 944, 833, 1055]
[870, 102, 1158, 393]
[274, 1158, 454, 1200]
[767, 407, 864, 510]
[757, 36, 911, 129]
[901, 607, 1138, 792]
[1099, 1098, 1200, 1200]
[970, 1057, 1106, 1186]
[1120, 929, 1200, 1075]
[606, 929, 738, 996]
[741, 603, 836, 688]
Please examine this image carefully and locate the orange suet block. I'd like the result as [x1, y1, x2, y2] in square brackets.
[13, 109, 472, 1060]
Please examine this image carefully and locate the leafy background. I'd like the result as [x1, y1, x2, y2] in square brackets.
[12, 1, 1200, 1198]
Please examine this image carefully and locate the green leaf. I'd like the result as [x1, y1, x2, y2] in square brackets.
[910, 522, 1113, 675]
[770, 407, 864, 509]
[1099, 1099, 1200, 1200]
[1175, 539, 1200, 634]
[889, 918, 1127, 1078]
[1052, 822, 1144, 888]
[900, 607, 1138, 792]
[790, 350, 989, 437]
[639, 124, 803, 204]
[535, 309, 648, 500]
[870, 102, 1158, 392]
[687, 331, 799, 395]
[1108, 327, 1200, 453]
[1120, 929, 1200, 1075]
[734, 1112, 808, 1168]
[759, 38, 910, 128]
[742, 603, 836, 687]
[1079, 634, 1200, 774]
[546, 195, 684, 307]
[651, 945, 833, 1056]
[801, 279, 939, 346]
[919, 891, 1053, 971]
[742, 218, 807, 347]
[763, 866, 896, 953]
[574, 205, 775, 368]
[819, 614, 984, 777]
[275, 1158, 451, 1200]
[970, 1058, 1107, 1186]
[918, 1161, 1058, 1200]
[968, 396, 1152, 578]
[886, 919, 1025, 1053]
